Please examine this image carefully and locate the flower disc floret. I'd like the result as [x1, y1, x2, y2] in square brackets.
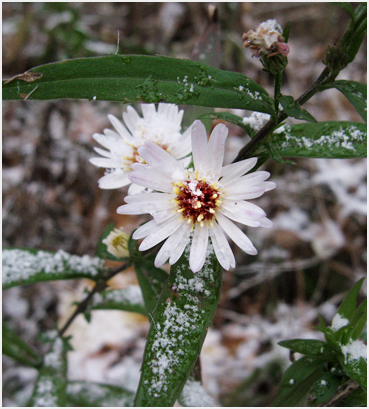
[118, 120, 276, 272]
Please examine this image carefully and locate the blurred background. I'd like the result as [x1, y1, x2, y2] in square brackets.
[2, 2, 367, 406]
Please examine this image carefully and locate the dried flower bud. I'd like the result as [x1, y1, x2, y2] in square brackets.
[242, 19, 289, 58]
[102, 227, 130, 258]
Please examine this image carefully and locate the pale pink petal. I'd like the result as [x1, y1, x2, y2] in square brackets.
[190, 224, 209, 272]
[216, 213, 257, 255]
[209, 222, 235, 270]
[138, 141, 178, 170]
[129, 169, 173, 192]
[170, 126, 192, 158]
[223, 185, 265, 200]
[124, 192, 174, 204]
[263, 181, 277, 191]
[260, 217, 273, 228]
[169, 224, 191, 265]
[206, 123, 228, 177]
[221, 200, 266, 221]
[154, 222, 190, 267]
[220, 158, 258, 185]
[191, 120, 208, 171]
[132, 220, 158, 240]
[139, 215, 183, 251]
[127, 183, 146, 195]
[236, 171, 271, 185]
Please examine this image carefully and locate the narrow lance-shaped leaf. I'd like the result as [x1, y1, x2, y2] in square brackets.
[258, 121, 366, 159]
[2, 54, 274, 114]
[90, 286, 147, 316]
[134, 243, 223, 407]
[2, 248, 105, 289]
[66, 381, 134, 407]
[2, 322, 40, 368]
[333, 80, 367, 122]
[28, 331, 70, 407]
[279, 95, 317, 123]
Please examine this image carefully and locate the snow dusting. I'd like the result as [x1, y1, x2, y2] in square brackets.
[330, 313, 349, 331]
[2, 249, 105, 285]
[180, 378, 218, 407]
[92, 286, 144, 308]
[341, 339, 367, 364]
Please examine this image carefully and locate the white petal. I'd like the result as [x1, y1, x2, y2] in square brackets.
[154, 223, 190, 268]
[224, 185, 266, 200]
[124, 192, 174, 204]
[260, 217, 273, 228]
[221, 200, 266, 221]
[191, 120, 208, 172]
[263, 181, 276, 191]
[139, 215, 183, 251]
[129, 169, 173, 192]
[216, 213, 257, 255]
[209, 222, 235, 270]
[236, 171, 271, 186]
[206, 123, 228, 177]
[93, 147, 114, 158]
[104, 128, 134, 143]
[170, 126, 192, 158]
[141, 103, 156, 120]
[220, 158, 258, 185]
[138, 141, 178, 170]
[132, 220, 158, 240]
[108, 114, 131, 139]
[98, 171, 130, 189]
[123, 106, 141, 134]
[169, 224, 191, 265]
[190, 224, 209, 272]
[128, 183, 146, 195]
[89, 157, 123, 168]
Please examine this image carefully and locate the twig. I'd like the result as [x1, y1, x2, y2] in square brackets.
[59, 262, 130, 337]
[317, 379, 361, 407]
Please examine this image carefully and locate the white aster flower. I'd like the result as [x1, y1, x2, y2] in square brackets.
[117, 120, 276, 272]
[89, 103, 192, 194]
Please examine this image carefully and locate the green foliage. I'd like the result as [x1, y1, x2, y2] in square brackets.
[2, 248, 105, 289]
[134, 244, 223, 406]
[90, 287, 146, 316]
[28, 331, 70, 407]
[261, 121, 366, 159]
[279, 95, 317, 123]
[66, 381, 134, 406]
[2, 322, 40, 368]
[333, 80, 367, 122]
[2, 55, 274, 114]
[273, 278, 367, 407]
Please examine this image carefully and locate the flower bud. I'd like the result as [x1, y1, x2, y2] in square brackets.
[102, 228, 130, 258]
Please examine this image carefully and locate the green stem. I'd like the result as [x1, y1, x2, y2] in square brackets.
[58, 262, 131, 337]
[232, 68, 334, 162]
[274, 70, 283, 114]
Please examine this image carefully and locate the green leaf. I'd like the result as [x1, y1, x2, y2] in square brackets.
[2, 248, 105, 289]
[279, 95, 317, 122]
[198, 111, 256, 137]
[260, 121, 367, 159]
[350, 300, 367, 340]
[334, 80, 367, 122]
[130, 239, 169, 316]
[134, 243, 223, 406]
[2, 54, 274, 114]
[178, 377, 218, 407]
[2, 322, 40, 368]
[28, 331, 69, 407]
[66, 381, 134, 407]
[271, 355, 326, 407]
[337, 277, 366, 320]
[95, 223, 130, 262]
[308, 371, 342, 405]
[278, 339, 334, 359]
[336, 2, 355, 18]
[338, 354, 367, 390]
[90, 286, 146, 316]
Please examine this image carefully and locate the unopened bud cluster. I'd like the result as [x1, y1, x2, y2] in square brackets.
[242, 19, 289, 58]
